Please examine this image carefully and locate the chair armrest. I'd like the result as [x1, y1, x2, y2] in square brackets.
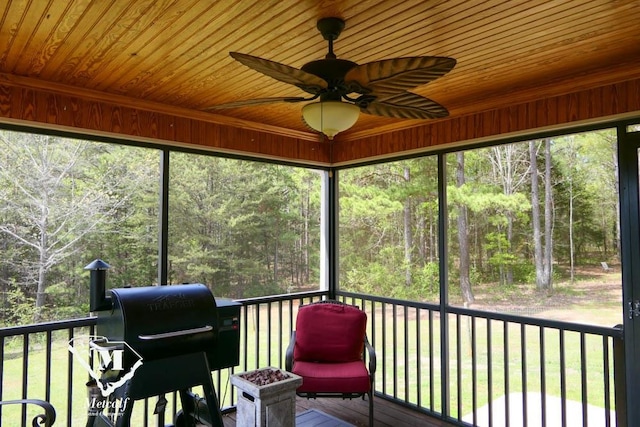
[0, 399, 56, 426]
[285, 330, 296, 371]
[364, 335, 376, 375]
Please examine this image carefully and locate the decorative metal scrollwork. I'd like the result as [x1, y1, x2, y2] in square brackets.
[0, 399, 56, 426]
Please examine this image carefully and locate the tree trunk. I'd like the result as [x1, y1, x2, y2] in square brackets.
[530, 141, 546, 289]
[543, 138, 553, 289]
[506, 213, 514, 285]
[456, 153, 475, 303]
[417, 197, 426, 266]
[568, 138, 575, 284]
[403, 166, 413, 286]
[613, 147, 621, 260]
[35, 202, 48, 323]
[304, 188, 310, 283]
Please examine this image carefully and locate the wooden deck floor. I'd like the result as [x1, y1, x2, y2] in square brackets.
[221, 395, 456, 427]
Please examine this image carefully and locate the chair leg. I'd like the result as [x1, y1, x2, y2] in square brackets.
[368, 390, 374, 427]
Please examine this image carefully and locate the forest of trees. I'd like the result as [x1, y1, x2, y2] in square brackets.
[0, 130, 322, 325]
[0, 128, 620, 326]
[338, 130, 619, 305]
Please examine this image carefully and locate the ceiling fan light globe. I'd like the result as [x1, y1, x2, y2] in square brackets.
[302, 101, 360, 140]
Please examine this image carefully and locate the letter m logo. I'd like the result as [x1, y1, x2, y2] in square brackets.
[93, 347, 124, 372]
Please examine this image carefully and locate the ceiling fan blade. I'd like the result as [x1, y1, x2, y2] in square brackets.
[204, 96, 309, 110]
[345, 56, 456, 99]
[361, 92, 449, 119]
[230, 52, 328, 94]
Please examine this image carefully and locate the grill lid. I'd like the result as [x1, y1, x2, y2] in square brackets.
[98, 284, 218, 363]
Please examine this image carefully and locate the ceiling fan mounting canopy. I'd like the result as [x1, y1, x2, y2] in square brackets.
[206, 16, 457, 137]
[316, 17, 345, 43]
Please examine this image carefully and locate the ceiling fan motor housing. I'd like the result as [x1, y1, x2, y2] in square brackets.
[301, 58, 358, 99]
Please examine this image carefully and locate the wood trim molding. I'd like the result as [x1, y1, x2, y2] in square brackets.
[1, 72, 639, 166]
[332, 78, 640, 164]
[0, 73, 332, 165]
[0, 72, 319, 141]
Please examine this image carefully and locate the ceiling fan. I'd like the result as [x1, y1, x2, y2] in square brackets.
[206, 17, 456, 139]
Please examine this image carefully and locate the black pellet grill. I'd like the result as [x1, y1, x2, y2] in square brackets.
[85, 260, 240, 427]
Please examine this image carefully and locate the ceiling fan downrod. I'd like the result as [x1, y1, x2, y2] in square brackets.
[317, 17, 345, 60]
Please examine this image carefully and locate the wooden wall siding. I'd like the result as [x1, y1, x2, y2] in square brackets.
[332, 78, 640, 164]
[0, 82, 332, 164]
[1, 77, 639, 166]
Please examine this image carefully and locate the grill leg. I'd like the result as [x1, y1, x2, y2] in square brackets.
[176, 392, 196, 427]
[202, 382, 224, 427]
[177, 386, 223, 427]
[114, 381, 134, 427]
[174, 353, 224, 427]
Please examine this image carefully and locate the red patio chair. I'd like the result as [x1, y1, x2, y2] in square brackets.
[285, 300, 376, 426]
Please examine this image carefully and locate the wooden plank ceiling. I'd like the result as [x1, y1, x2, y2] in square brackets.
[1, 0, 639, 145]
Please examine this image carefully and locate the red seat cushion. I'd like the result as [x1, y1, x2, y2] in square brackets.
[293, 303, 367, 363]
[293, 360, 371, 393]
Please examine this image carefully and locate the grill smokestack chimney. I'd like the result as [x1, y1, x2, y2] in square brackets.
[85, 259, 112, 312]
